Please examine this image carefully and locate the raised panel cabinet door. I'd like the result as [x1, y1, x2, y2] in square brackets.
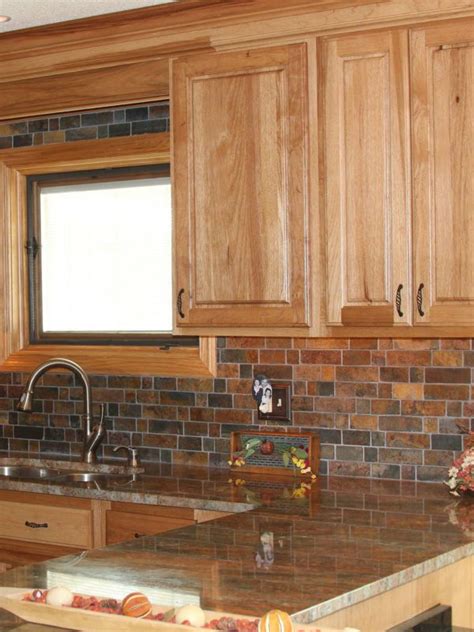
[172, 44, 310, 328]
[323, 30, 411, 327]
[411, 19, 474, 327]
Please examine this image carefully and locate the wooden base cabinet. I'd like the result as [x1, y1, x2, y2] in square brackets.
[0, 490, 232, 569]
[322, 17, 474, 336]
[172, 43, 311, 333]
[0, 491, 100, 569]
[106, 503, 232, 544]
[106, 503, 195, 545]
[314, 557, 473, 632]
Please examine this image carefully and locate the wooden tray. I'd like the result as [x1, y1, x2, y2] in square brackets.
[0, 587, 241, 632]
[0, 587, 353, 632]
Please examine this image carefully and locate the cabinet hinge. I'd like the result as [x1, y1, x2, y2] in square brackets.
[25, 237, 40, 259]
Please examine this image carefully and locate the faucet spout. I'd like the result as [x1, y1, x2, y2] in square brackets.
[83, 404, 106, 464]
[17, 389, 34, 413]
[17, 357, 102, 463]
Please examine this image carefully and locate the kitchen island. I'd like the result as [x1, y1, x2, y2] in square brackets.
[0, 459, 472, 631]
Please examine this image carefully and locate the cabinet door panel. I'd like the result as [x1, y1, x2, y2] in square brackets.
[0, 500, 92, 548]
[173, 44, 309, 328]
[411, 20, 474, 326]
[106, 510, 193, 545]
[323, 31, 411, 326]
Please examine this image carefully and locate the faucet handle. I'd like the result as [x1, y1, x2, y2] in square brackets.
[113, 445, 140, 468]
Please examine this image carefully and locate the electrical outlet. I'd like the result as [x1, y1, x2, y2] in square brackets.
[258, 383, 291, 423]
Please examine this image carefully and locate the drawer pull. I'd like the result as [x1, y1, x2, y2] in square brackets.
[25, 520, 48, 529]
[134, 532, 145, 538]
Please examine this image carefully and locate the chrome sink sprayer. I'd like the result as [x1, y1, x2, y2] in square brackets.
[17, 358, 105, 464]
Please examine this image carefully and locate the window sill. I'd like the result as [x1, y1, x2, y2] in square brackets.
[0, 338, 216, 377]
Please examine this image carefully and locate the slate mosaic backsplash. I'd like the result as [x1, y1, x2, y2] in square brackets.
[0, 102, 169, 148]
[0, 337, 472, 482]
[0, 106, 472, 482]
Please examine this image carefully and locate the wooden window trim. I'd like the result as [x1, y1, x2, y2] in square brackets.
[0, 133, 216, 376]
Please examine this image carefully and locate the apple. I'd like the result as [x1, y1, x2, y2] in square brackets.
[260, 440, 274, 455]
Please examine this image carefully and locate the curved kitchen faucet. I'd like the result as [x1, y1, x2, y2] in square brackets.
[17, 357, 105, 464]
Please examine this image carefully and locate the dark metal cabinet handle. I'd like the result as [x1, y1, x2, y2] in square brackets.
[25, 521, 48, 529]
[177, 288, 185, 319]
[395, 284, 403, 317]
[416, 283, 425, 316]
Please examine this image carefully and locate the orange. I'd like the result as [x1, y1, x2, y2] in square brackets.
[258, 609, 294, 632]
[121, 592, 152, 618]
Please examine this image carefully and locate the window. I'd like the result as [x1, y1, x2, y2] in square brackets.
[27, 164, 192, 346]
[0, 133, 215, 376]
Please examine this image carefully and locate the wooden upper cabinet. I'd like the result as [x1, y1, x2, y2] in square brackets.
[323, 30, 411, 327]
[172, 44, 310, 329]
[411, 20, 474, 327]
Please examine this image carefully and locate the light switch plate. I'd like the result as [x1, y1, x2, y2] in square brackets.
[257, 383, 291, 423]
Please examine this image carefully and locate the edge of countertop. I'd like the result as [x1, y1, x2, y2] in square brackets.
[293, 541, 474, 623]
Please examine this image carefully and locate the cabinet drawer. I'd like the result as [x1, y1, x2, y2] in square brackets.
[106, 510, 194, 545]
[0, 500, 92, 548]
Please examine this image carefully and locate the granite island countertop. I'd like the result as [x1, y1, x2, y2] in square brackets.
[0, 457, 473, 631]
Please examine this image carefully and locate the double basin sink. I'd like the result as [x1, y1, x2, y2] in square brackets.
[0, 464, 140, 485]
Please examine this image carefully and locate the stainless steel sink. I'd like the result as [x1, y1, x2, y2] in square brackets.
[0, 462, 142, 486]
[0, 465, 63, 479]
[55, 472, 134, 484]
[57, 472, 111, 483]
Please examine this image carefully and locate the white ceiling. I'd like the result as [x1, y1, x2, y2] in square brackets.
[0, 0, 177, 33]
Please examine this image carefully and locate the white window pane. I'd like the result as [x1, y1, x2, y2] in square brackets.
[40, 177, 172, 333]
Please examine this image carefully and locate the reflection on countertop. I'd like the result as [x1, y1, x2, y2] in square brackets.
[1, 458, 473, 631]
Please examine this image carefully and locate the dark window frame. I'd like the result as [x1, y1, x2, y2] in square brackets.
[26, 164, 197, 348]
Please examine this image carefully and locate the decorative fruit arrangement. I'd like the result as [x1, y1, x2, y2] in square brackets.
[18, 592, 345, 632]
[22, 588, 260, 630]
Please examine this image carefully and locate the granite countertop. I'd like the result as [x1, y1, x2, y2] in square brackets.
[0, 454, 254, 513]
[0, 454, 473, 631]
